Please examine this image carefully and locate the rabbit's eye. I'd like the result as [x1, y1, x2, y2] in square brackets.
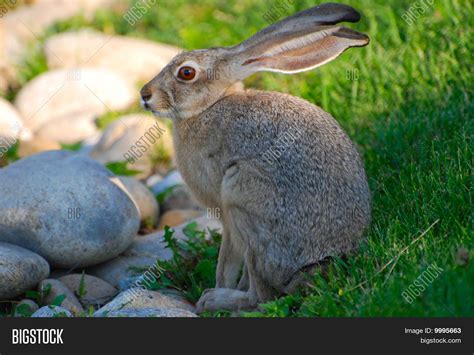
[177, 66, 196, 81]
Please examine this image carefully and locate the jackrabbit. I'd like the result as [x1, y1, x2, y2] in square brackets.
[141, 2, 371, 312]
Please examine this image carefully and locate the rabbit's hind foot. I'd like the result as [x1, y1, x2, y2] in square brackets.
[196, 288, 257, 313]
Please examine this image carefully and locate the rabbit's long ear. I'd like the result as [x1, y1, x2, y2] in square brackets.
[230, 3, 369, 77]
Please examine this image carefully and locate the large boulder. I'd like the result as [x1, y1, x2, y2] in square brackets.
[0, 150, 140, 268]
[0, 242, 50, 300]
[14, 68, 136, 143]
[44, 29, 181, 84]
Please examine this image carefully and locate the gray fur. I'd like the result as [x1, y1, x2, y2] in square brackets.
[141, 3, 371, 312]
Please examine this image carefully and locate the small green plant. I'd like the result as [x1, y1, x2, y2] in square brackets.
[144, 223, 221, 303]
[14, 303, 35, 317]
[77, 271, 88, 300]
[155, 185, 176, 204]
[60, 142, 83, 151]
[0, 141, 20, 167]
[105, 161, 141, 176]
[50, 294, 66, 307]
[26, 282, 51, 305]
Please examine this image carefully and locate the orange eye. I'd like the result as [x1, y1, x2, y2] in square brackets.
[177, 66, 196, 81]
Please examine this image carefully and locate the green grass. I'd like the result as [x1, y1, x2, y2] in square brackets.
[2, 0, 472, 317]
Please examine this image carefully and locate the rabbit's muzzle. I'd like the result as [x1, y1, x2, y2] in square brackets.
[140, 86, 153, 109]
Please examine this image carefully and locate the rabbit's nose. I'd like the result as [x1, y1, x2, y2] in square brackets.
[140, 87, 152, 102]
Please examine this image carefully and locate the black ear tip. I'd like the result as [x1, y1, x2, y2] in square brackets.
[317, 3, 362, 23]
[340, 5, 362, 23]
[334, 27, 370, 46]
[347, 10, 362, 23]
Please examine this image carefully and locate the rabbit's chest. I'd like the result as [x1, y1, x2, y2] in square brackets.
[173, 128, 226, 209]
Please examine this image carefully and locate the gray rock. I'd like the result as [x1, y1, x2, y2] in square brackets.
[166, 215, 223, 241]
[0, 242, 50, 299]
[145, 173, 164, 188]
[150, 170, 184, 195]
[104, 308, 197, 318]
[123, 233, 173, 260]
[87, 256, 159, 288]
[39, 279, 84, 315]
[161, 185, 202, 213]
[45, 29, 181, 84]
[31, 306, 72, 318]
[89, 114, 173, 179]
[158, 209, 204, 230]
[118, 276, 143, 292]
[94, 288, 194, 317]
[118, 177, 159, 225]
[57, 274, 118, 307]
[77, 132, 102, 155]
[88, 231, 173, 287]
[0, 151, 140, 268]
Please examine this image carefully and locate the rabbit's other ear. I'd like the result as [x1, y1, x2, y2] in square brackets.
[231, 3, 369, 76]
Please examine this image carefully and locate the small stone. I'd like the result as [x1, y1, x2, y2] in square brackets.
[123, 233, 173, 261]
[87, 256, 160, 288]
[149, 170, 184, 195]
[17, 137, 61, 158]
[158, 209, 203, 230]
[119, 176, 159, 226]
[0, 242, 50, 300]
[145, 173, 164, 188]
[170, 216, 223, 241]
[87, 232, 173, 288]
[118, 276, 143, 292]
[14, 299, 39, 317]
[31, 306, 72, 318]
[104, 308, 197, 318]
[77, 132, 102, 155]
[161, 185, 201, 213]
[57, 274, 118, 307]
[39, 279, 84, 315]
[94, 289, 194, 317]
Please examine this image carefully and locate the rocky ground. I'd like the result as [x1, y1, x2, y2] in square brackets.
[0, 0, 220, 318]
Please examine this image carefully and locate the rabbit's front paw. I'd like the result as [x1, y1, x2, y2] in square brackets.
[196, 288, 253, 313]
